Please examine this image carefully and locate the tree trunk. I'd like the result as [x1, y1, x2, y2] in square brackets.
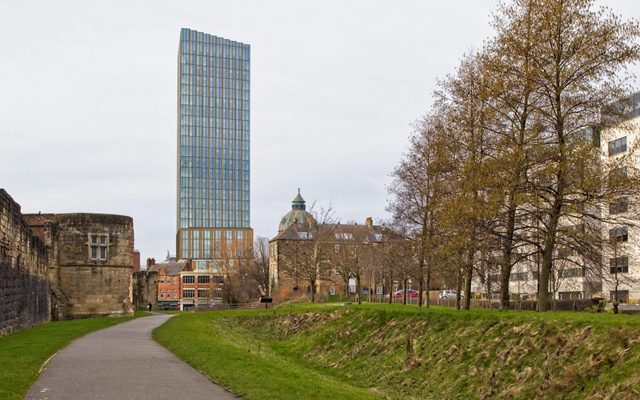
[310, 280, 316, 303]
[356, 275, 362, 305]
[500, 194, 517, 310]
[539, 202, 561, 312]
[463, 263, 472, 310]
[455, 269, 463, 310]
[425, 265, 431, 308]
[499, 267, 511, 310]
[403, 279, 408, 305]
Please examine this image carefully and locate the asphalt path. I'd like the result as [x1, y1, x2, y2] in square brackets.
[24, 314, 238, 400]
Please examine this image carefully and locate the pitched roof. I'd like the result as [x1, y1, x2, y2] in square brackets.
[147, 260, 188, 275]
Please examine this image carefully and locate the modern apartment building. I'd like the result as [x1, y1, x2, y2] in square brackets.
[472, 93, 640, 303]
[176, 28, 253, 272]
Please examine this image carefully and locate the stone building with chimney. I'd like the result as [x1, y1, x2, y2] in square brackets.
[269, 190, 385, 298]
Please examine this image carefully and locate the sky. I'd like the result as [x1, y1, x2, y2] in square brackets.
[1, 0, 638, 262]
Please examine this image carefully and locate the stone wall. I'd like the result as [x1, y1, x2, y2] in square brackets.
[25, 213, 134, 318]
[133, 270, 158, 310]
[0, 190, 50, 336]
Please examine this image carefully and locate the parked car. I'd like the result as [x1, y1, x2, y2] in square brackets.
[439, 290, 463, 300]
[391, 289, 418, 298]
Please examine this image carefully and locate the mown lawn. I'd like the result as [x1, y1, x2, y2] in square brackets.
[153, 303, 640, 400]
[0, 311, 149, 400]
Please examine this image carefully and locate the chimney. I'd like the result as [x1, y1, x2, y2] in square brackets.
[146, 258, 156, 267]
[365, 217, 373, 229]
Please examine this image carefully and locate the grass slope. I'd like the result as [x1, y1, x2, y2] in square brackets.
[0, 311, 148, 400]
[154, 304, 640, 399]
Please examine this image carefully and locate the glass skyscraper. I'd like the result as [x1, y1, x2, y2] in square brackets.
[177, 28, 253, 269]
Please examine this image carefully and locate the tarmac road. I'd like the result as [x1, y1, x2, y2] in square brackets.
[24, 314, 238, 400]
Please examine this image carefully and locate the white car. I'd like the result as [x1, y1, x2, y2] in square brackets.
[439, 290, 463, 299]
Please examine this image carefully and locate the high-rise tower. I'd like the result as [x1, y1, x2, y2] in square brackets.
[177, 28, 252, 270]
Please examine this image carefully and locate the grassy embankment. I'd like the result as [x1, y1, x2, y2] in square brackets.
[0, 311, 150, 400]
[153, 303, 640, 399]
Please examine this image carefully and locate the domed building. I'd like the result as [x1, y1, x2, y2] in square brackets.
[269, 189, 385, 301]
[278, 189, 316, 233]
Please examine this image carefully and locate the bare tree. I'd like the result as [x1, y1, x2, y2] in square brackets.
[247, 236, 270, 297]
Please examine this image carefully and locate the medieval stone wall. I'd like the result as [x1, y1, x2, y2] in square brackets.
[25, 213, 134, 318]
[0, 190, 50, 336]
[132, 270, 158, 310]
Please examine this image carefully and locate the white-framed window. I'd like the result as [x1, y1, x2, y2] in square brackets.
[88, 234, 108, 261]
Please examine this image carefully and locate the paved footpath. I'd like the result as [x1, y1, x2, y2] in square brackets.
[25, 314, 238, 400]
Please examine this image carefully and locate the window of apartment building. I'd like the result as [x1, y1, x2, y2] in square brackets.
[558, 268, 583, 278]
[159, 276, 164, 283]
[609, 227, 629, 243]
[198, 275, 211, 284]
[559, 291, 582, 300]
[214, 275, 224, 285]
[609, 256, 629, 274]
[608, 136, 627, 156]
[609, 197, 629, 214]
[183, 275, 195, 284]
[297, 231, 311, 239]
[198, 289, 209, 298]
[557, 247, 575, 258]
[610, 290, 629, 303]
[88, 234, 108, 261]
[335, 232, 353, 240]
[173, 289, 177, 298]
[159, 290, 164, 298]
[213, 288, 223, 298]
[609, 167, 628, 186]
[509, 272, 528, 281]
[183, 289, 195, 298]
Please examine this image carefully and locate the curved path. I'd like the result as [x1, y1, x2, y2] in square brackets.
[25, 314, 238, 400]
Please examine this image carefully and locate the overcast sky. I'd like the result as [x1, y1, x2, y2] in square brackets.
[1, 0, 637, 262]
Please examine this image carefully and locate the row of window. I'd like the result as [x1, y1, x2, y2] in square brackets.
[180, 68, 249, 82]
[181, 275, 213, 284]
[180, 95, 248, 108]
[180, 220, 251, 230]
[181, 289, 224, 298]
[181, 80, 249, 91]
[180, 95, 249, 109]
[180, 184, 250, 195]
[180, 156, 250, 166]
[180, 42, 249, 62]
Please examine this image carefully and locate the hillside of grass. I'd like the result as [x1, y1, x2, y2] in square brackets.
[154, 304, 640, 399]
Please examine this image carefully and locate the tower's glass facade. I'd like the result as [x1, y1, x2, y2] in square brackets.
[177, 28, 252, 268]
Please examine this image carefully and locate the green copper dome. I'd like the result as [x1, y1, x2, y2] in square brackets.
[278, 189, 316, 232]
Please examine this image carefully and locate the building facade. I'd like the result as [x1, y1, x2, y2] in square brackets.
[269, 191, 386, 299]
[472, 94, 640, 304]
[176, 28, 253, 272]
[25, 213, 135, 318]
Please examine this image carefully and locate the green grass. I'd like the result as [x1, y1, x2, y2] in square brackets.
[0, 312, 148, 400]
[154, 303, 640, 399]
